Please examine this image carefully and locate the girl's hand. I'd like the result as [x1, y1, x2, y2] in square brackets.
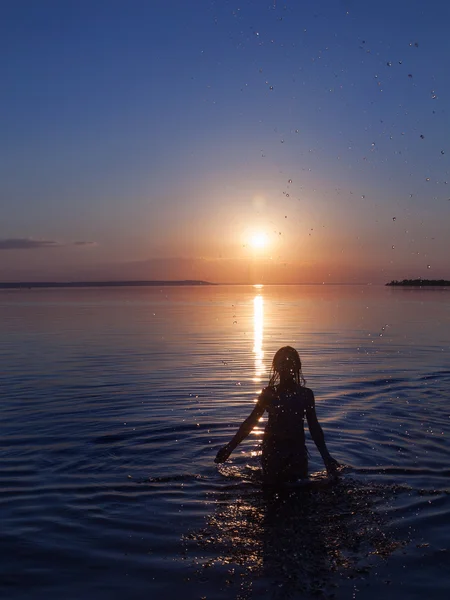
[324, 455, 340, 475]
[214, 445, 232, 463]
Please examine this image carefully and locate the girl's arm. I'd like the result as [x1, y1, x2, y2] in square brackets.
[305, 390, 339, 474]
[214, 392, 269, 463]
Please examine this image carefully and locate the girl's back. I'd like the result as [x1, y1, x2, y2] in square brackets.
[263, 384, 312, 442]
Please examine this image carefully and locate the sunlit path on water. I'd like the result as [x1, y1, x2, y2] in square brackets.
[252, 290, 264, 384]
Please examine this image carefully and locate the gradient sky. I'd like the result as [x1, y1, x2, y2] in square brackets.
[1, 0, 449, 283]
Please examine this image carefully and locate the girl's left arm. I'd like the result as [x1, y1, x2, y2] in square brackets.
[305, 390, 340, 474]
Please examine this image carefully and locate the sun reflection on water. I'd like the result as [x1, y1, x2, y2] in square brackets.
[252, 293, 264, 383]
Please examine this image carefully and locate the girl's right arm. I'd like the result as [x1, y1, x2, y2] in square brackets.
[214, 388, 271, 463]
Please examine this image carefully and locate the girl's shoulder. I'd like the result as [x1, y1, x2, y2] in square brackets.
[258, 385, 277, 405]
[300, 385, 314, 396]
[301, 386, 315, 408]
[292, 385, 314, 407]
[260, 385, 277, 398]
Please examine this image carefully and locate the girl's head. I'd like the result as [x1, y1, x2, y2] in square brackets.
[269, 346, 306, 387]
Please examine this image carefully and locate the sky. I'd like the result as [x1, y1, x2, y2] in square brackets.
[1, 0, 449, 284]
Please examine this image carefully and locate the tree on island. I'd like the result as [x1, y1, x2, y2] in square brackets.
[386, 279, 450, 287]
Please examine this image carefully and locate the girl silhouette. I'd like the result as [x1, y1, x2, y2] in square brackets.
[215, 346, 339, 484]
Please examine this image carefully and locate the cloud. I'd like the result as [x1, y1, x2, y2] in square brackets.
[0, 238, 98, 250]
[0, 238, 61, 250]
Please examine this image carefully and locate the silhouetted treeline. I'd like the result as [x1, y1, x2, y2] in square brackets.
[386, 279, 450, 287]
[0, 280, 215, 289]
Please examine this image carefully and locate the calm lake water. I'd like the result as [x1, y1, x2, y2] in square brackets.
[1, 284, 449, 600]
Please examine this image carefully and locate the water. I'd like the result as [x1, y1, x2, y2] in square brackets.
[1, 284, 449, 599]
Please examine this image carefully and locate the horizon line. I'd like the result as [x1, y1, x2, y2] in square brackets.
[0, 279, 384, 289]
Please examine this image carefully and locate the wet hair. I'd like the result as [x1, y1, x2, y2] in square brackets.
[268, 346, 306, 388]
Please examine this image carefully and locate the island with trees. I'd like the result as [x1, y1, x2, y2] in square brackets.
[386, 279, 450, 287]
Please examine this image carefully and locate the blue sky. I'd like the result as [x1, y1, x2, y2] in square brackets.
[1, 0, 449, 282]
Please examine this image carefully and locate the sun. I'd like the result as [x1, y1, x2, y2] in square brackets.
[249, 231, 269, 250]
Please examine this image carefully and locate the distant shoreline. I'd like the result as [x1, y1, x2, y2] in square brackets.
[4, 280, 448, 289]
[386, 279, 450, 287]
[0, 281, 381, 289]
[0, 280, 216, 289]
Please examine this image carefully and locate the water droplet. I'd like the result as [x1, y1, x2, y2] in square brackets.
[410, 194, 413, 198]
[441, 150, 445, 155]
[420, 134, 425, 139]
[414, 42, 419, 48]
[398, 60, 403, 65]
[426, 178, 430, 182]
[269, 86, 274, 90]
[280, 139, 284, 143]
[427, 265, 431, 269]
[392, 217, 396, 221]
[233, 320, 237, 324]
[285, 215, 287, 218]
[386, 61, 392, 67]
[288, 179, 292, 184]
[286, 193, 289, 197]
[361, 195, 365, 199]
[408, 73, 413, 78]
[295, 129, 299, 133]
[392, 245, 395, 249]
